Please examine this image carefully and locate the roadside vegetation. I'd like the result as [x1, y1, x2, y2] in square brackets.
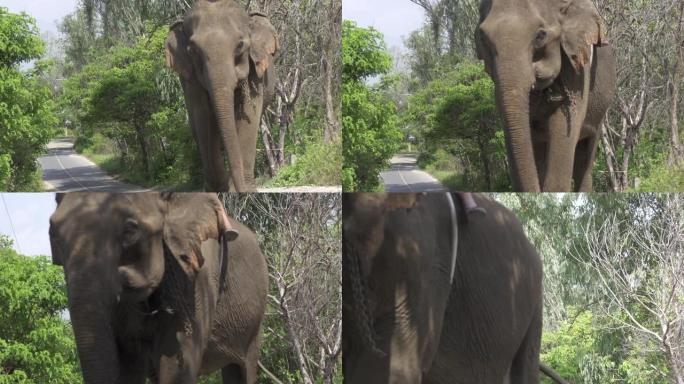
[0, 8, 57, 191]
[342, 21, 402, 191]
[499, 193, 684, 383]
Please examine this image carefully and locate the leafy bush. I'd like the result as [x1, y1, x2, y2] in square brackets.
[0, 245, 81, 383]
[270, 139, 342, 187]
[404, 63, 509, 190]
[342, 21, 403, 192]
[0, 7, 57, 191]
[60, 26, 201, 189]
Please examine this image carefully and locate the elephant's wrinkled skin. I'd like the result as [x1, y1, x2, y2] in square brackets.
[476, 0, 617, 191]
[165, 0, 278, 192]
[343, 193, 544, 383]
[49, 193, 268, 384]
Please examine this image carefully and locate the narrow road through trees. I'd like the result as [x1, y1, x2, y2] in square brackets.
[380, 153, 447, 192]
[38, 138, 145, 192]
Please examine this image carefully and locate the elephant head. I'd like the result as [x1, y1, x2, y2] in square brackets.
[48, 193, 237, 384]
[476, 0, 605, 191]
[165, 0, 278, 192]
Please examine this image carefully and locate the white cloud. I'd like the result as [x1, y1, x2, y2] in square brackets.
[0, 0, 78, 34]
[343, 0, 426, 52]
[0, 193, 56, 257]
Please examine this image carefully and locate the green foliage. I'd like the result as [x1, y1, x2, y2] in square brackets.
[0, 7, 57, 191]
[60, 26, 201, 189]
[541, 310, 619, 383]
[342, 20, 392, 83]
[271, 139, 342, 186]
[342, 81, 402, 191]
[0, 248, 81, 383]
[496, 194, 678, 384]
[342, 21, 402, 191]
[0, 7, 44, 66]
[404, 62, 510, 190]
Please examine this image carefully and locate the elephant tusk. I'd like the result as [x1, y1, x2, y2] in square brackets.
[446, 193, 458, 284]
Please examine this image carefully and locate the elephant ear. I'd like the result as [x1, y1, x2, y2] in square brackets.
[248, 13, 279, 79]
[165, 21, 194, 80]
[162, 194, 238, 277]
[559, 0, 605, 72]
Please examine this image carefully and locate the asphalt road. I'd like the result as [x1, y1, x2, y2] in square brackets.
[38, 138, 145, 192]
[380, 153, 447, 192]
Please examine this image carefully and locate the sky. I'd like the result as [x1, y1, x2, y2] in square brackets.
[0, 0, 79, 35]
[343, 0, 426, 52]
[0, 194, 56, 257]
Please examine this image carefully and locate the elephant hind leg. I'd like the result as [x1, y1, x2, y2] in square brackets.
[508, 306, 542, 384]
[221, 364, 242, 384]
[572, 135, 599, 192]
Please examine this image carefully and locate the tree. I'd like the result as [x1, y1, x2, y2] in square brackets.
[0, 7, 57, 191]
[221, 193, 342, 384]
[404, 63, 509, 190]
[0, 247, 81, 383]
[575, 194, 684, 383]
[342, 21, 402, 191]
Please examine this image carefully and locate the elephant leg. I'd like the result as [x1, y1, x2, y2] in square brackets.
[241, 336, 260, 384]
[508, 306, 542, 384]
[221, 364, 244, 384]
[235, 83, 263, 192]
[156, 327, 203, 384]
[203, 126, 231, 192]
[532, 138, 547, 187]
[542, 109, 577, 191]
[117, 353, 148, 384]
[572, 135, 599, 192]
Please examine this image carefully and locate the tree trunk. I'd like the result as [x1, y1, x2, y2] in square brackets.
[134, 122, 150, 177]
[667, 32, 683, 165]
[322, 55, 339, 143]
[260, 118, 279, 177]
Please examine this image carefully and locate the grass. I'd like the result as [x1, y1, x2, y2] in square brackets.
[267, 139, 342, 187]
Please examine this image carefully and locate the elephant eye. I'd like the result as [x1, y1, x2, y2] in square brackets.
[534, 29, 547, 46]
[122, 218, 141, 248]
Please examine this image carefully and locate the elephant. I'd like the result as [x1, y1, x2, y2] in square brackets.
[165, 0, 279, 192]
[49, 193, 268, 384]
[342, 193, 564, 383]
[476, 0, 617, 192]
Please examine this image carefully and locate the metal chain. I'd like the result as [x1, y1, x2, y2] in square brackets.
[345, 242, 386, 357]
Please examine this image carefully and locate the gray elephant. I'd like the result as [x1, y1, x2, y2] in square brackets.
[49, 193, 268, 384]
[165, 0, 278, 192]
[476, 0, 616, 192]
[343, 193, 564, 383]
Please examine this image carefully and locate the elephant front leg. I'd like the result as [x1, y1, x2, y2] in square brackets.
[155, 326, 204, 384]
[542, 106, 578, 192]
[572, 135, 599, 192]
[234, 81, 263, 192]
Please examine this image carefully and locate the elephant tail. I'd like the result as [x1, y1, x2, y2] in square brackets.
[539, 362, 570, 384]
[345, 242, 386, 358]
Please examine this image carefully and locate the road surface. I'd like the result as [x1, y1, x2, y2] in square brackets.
[380, 153, 447, 192]
[38, 138, 145, 192]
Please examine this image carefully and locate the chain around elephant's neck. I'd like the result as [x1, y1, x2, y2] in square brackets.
[345, 242, 386, 357]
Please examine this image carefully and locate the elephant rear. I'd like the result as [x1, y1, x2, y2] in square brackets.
[426, 195, 543, 384]
[200, 219, 268, 382]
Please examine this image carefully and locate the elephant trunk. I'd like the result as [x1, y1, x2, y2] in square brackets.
[208, 69, 247, 192]
[494, 55, 539, 191]
[66, 273, 119, 384]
